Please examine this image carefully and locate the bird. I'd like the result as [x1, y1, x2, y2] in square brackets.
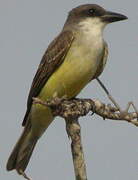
[7, 4, 127, 176]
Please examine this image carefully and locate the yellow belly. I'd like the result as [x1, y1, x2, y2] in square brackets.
[39, 44, 103, 100]
[31, 41, 103, 131]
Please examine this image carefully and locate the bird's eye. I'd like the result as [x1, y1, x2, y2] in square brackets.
[88, 9, 95, 15]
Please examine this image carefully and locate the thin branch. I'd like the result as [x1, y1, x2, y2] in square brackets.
[96, 78, 121, 111]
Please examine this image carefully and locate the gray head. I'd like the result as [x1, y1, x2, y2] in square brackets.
[68, 4, 127, 24]
[64, 4, 127, 32]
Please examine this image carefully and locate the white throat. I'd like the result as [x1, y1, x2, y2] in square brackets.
[76, 17, 106, 49]
[78, 17, 106, 38]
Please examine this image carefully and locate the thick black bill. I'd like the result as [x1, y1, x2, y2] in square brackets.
[102, 11, 128, 23]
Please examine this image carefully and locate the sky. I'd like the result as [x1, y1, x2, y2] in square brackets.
[1, 0, 138, 180]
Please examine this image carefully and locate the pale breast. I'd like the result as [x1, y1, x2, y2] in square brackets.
[39, 29, 104, 100]
[66, 30, 104, 78]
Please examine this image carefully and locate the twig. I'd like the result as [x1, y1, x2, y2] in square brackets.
[96, 78, 121, 111]
[96, 78, 138, 119]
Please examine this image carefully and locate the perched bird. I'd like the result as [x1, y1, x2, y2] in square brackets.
[7, 4, 127, 175]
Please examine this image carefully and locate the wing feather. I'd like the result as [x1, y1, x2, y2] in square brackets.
[92, 42, 108, 79]
[22, 31, 74, 126]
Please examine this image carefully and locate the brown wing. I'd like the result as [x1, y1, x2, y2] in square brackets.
[22, 31, 74, 126]
[92, 42, 108, 79]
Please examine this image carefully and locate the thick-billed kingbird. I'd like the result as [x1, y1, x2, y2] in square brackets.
[7, 4, 128, 175]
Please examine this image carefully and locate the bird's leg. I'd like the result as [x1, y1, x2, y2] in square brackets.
[96, 78, 121, 111]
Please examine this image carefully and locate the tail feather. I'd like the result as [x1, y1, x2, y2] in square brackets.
[6, 122, 37, 173]
[16, 138, 37, 173]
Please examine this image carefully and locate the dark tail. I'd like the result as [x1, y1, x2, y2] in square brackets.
[6, 122, 38, 173]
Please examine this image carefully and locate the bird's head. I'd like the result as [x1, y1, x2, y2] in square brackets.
[66, 4, 128, 32]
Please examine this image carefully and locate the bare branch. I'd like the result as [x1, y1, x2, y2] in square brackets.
[32, 97, 138, 180]
[66, 118, 87, 180]
[33, 97, 138, 127]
